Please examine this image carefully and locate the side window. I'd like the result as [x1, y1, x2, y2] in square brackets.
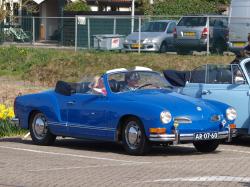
[206, 64, 245, 84]
[167, 22, 176, 33]
[244, 61, 250, 74]
[232, 64, 246, 84]
[206, 65, 232, 84]
[189, 65, 206, 83]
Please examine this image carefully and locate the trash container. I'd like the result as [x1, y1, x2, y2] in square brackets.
[93, 34, 124, 50]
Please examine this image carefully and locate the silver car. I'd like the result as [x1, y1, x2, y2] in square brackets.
[174, 16, 228, 54]
[123, 20, 176, 52]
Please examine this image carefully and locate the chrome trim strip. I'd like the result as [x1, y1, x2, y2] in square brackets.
[70, 124, 116, 131]
[149, 131, 234, 142]
[48, 121, 115, 132]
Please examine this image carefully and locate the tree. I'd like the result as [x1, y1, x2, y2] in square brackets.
[0, 2, 6, 22]
[64, 0, 90, 12]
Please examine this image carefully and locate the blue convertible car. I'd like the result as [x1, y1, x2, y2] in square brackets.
[13, 67, 236, 155]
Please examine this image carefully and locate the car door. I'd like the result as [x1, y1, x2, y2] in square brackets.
[181, 64, 250, 132]
[67, 93, 110, 139]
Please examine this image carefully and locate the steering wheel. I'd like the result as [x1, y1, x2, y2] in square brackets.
[136, 83, 153, 90]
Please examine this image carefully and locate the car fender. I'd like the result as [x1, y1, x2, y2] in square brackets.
[15, 91, 62, 129]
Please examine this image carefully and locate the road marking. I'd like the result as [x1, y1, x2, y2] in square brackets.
[0, 145, 150, 164]
[28, 163, 142, 172]
[130, 176, 250, 184]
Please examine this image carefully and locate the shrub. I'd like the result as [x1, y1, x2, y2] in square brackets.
[64, 0, 91, 12]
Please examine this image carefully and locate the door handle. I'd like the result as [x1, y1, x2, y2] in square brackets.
[201, 90, 211, 95]
[67, 101, 76, 105]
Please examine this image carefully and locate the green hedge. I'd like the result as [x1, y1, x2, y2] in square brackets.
[139, 0, 230, 15]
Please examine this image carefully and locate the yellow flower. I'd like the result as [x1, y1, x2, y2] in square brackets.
[0, 104, 15, 120]
[0, 104, 6, 112]
[7, 107, 15, 119]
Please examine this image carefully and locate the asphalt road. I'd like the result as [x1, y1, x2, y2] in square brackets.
[0, 137, 250, 187]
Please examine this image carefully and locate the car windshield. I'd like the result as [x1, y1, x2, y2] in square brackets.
[178, 17, 207, 26]
[108, 71, 171, 93]
[140, 22, 168, 32]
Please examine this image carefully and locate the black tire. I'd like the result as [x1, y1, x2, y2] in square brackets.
[159, 42, 168, 53]
[212, 39, 227, 54]
[176, 48, 190, 55]
[193, 140, 220, 153]
[29, 112, 56, 146]
[122, 117, 150, 155]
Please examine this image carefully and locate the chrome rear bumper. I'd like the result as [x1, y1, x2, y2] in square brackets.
[149, 129, 237, 143]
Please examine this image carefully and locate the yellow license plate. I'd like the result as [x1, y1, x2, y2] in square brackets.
[131, 44, 142, 48]
[184, 32, 195, 37]
[233, 42, 246, 47]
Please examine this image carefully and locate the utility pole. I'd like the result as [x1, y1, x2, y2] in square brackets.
[131, 0, 134, 33]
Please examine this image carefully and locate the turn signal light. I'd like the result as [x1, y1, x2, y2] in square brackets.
[229, 124, 236, 129]
[149, 128, 166, 134]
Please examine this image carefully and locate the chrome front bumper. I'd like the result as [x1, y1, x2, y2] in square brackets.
[149, 129, 237, 143]
[11, 118, 20, 127]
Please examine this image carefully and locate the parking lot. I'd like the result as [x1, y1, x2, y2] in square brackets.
[0, 137, 249, 187]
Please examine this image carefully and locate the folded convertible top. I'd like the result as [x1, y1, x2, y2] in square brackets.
[163, 70, 191, 87]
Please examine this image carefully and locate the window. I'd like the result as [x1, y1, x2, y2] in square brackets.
[189, 65, 206, 83]
[190, 64, 246, 84]
[141, 22, 168, 32]
[167, 22, 176, 33]
[178, 17, 207, 27]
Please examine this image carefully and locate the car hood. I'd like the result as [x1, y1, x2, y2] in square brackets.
[119, 90, 223, 119]
[126, 32, 165, 40]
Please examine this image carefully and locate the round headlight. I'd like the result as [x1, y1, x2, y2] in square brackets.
[160, 110, 172, 124]
[226, 107, 237, 121]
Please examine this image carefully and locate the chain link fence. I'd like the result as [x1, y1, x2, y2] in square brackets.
[0, 15, 250, 55]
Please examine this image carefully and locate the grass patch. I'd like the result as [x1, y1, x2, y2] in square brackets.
[0, 46, 235, 86]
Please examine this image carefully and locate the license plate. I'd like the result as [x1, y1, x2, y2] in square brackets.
[233, 42, 246, 47]
[131, 43, 142, 48]
[184, 32, 195, 37]
[194, 132, 218, 140]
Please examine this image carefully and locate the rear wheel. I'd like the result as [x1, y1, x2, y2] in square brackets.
[29, 112, 56, 145]
[212, 39, 227, 54]
[176, 48, 190, 55]
[122, 117, 150, 155]
[193, 140, 220, 153]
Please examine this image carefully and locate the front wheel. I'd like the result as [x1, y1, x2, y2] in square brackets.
[159, 42, 168, 53]
[193, 140, 220, 153]
[122, 117, 150, 155]
[29, 112, 56, 145]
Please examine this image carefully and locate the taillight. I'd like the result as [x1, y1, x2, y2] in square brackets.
[173, 28, 177, 38]
[201, 27, 208, 39]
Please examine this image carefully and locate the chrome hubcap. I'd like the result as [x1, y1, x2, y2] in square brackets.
[32, 114, 48, 140]
[125, 121, 142, 150]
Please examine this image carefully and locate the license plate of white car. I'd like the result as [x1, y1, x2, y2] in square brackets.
[194, 132, 218, 140]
